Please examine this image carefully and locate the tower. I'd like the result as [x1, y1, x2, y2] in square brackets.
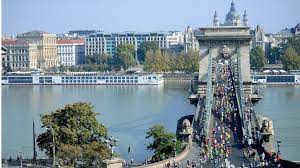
[213, 11, 219, 26]
[243, 10, 248, 26]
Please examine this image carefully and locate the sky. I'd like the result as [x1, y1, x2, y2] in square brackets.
[2, 0, 300, 36]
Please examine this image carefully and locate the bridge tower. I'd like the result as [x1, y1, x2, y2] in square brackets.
[195, 1, 252, 97]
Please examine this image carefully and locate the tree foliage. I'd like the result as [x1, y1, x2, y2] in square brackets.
[281, 47, 300, 71]
[268, 47, 280, 64]
[250, 46, 267, 70]
[143, 49, 200, 73]
[57, 144, 81, 166]
[114, 44, 136, 70]
[37, 102, 110, 166]
[287, 38, 300, 55]
[137, 41, 159, 64]
[146, 125, 182, 162]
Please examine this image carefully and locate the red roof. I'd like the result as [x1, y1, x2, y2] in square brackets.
[2, 39, 28, 45]
[57, 39, 84, 44]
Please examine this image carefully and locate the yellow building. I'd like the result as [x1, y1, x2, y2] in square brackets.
[17, 31, 59, 69]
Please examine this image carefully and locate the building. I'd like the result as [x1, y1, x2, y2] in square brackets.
[17, 30, 59, 69]
[57, 39, 85, 66]
[85, 31, 184, 56]
[68, 30, 99, 37]
[2, 39, 38, 71]
[183, 26, 199, 53]
[292, 23, 300, 37]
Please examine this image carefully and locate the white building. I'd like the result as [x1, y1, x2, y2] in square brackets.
[183, 26, 199, 53]
[85, 31, 185, 56]
[57, 39, 85, 66]
[2, 39, 38, 70]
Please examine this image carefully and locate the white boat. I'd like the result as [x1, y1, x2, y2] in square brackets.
[1, 72, 164, 85]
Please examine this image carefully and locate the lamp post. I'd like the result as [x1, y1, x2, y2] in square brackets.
[52, 127, 56, 167]
[276, 140, 281, 160]
[19, 152, 23, 167]
[46, 126, 56, 167]
[105, 136, 119, 159]
[172, 139, 177, 158]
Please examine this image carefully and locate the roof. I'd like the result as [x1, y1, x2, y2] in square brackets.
[2, 39, 28, 45]
[57, 39, 84, 44]
[18, 30, 49, 36]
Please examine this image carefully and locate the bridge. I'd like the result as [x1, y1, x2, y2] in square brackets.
[180, 3, 275, 167]
[136, 2, 283, 168]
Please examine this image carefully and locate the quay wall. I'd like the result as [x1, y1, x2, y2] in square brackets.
[163, 74, 196, 83]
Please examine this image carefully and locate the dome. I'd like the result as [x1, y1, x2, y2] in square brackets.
[224, 1, 241, 26]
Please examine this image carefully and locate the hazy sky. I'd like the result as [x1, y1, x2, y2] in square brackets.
[2, 0, 300, 35]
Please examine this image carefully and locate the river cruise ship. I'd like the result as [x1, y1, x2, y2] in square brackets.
[251, 70, 300, 85]
[1, 72, 164, 85]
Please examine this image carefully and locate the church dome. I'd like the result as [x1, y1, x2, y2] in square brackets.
[224, 1, 241, 26]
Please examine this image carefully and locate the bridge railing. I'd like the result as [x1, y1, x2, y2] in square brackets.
[200, 49, 214, 138]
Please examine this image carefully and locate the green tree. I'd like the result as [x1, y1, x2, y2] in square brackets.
[269, 47, 280, 64]
[143, 50, 156, 72]
[185, 50, 200, 73]
[287, 38, 300, 55]
[82, 141, 111, 167]
[114, 44, 136, 70]
[146, 125, 182, 162]
[37, 102, 110, 165]
[250, 46, 267, 70]
[143, 50, 169, 72]
[137, 41, 159, 64]
[281, 47, 300, 71]
[57, 144, 81, 166]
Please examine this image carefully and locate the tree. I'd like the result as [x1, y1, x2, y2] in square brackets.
[37, 102, 110, 165]
[287, 38, 300, 55]
[269, 47, 280, 64]
[114, 44, 136, 70]
[250, 46, 267, 71]
[143, 50, 156, 72]
[185, 50, 200, 73]
[143, 50, 169, 72]
[146, 125, 182, 162]
[281, 47, 300, 71]
[82, 142, 111, 167]
[57, 144, 81, 166]
[137, 41, 159, 64]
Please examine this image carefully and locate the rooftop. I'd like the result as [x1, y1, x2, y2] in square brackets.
[57, 39, 85, 44]
[18, 30, 50, 37]
[2, 39, 29, 45]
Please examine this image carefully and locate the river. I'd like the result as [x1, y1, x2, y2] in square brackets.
[2, 84, 299, 161]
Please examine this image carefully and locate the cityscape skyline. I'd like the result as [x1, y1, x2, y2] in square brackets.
[2, 0, 300, 35]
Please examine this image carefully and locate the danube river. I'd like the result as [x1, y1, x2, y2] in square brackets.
[2, 84, 300, 161]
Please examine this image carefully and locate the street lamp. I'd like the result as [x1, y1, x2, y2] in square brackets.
[19, 152, 23, 167]
[172, 139, 177, 158]
[276, 140, 282, 160]
[105, 136, 119, 159]
[45, 126, 56, 167]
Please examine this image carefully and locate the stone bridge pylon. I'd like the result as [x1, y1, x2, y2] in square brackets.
[194, 1, 253, 98]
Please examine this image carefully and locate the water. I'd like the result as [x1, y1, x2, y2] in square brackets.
[1, 83, 194, 161]
[2, 84, 300, 162]
[254, 85, 300, 161]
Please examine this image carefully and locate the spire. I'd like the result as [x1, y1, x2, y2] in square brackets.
[243, 10, 248, 26]
[213, 10, 219, 26]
